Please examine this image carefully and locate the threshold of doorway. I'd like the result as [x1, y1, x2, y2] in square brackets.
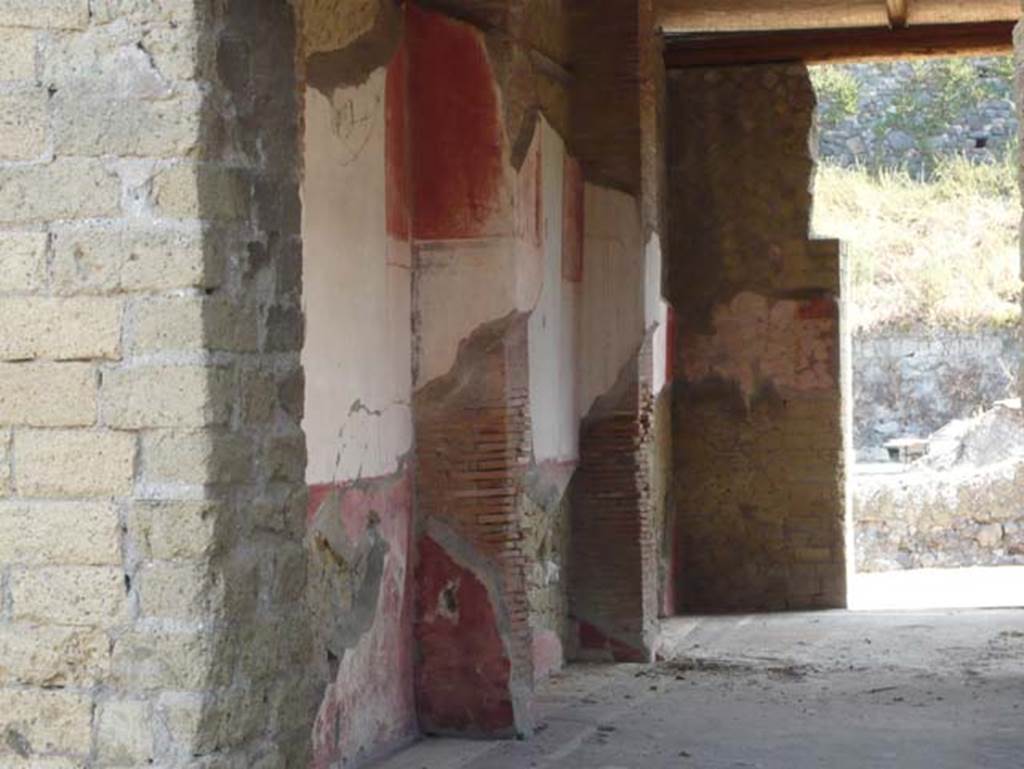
[848, 564, 1024, 611]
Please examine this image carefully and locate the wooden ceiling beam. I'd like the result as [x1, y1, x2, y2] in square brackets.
[887, 0, 909, 29]
[910, 0, 1019, 26]
[663, 20, 1015, 68]
[658, 0, 1019, 33]
[659, 0, 887, 33]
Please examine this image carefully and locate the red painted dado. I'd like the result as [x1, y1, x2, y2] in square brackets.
[577, 620, 649, 664]
[664, 306, 676, 384]
[308, 470, 417, 769]
[407, 4, 506, 240]
[562, 155, 584, 283]
[531, 629, 563, 682]
[415, 535, 517, 736]
[797, 295, 837, 320]
[385, 37, 410, 241]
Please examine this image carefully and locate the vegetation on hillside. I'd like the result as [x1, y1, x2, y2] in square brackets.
[811, 58, 1016, 173]
[811, 152, 1022, 331]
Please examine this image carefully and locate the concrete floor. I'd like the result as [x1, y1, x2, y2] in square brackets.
[370, 609, 1024, 768]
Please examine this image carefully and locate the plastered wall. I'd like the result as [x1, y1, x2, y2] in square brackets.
[300, 17, 417, 766]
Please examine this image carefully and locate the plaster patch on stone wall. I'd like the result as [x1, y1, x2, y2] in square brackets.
[307, 466, 416, 769]
[413, 118, 577, 392]
[522, 461, 573, 681]
[645, 234, 670, 397]
[681, 291, 838, 402]
[667, 63, 846, 615]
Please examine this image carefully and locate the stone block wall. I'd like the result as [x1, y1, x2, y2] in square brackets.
[852, 326, 1021, 453]
[855, 460, 1024, 572]
[0, 0, 315, 766]
[666, 64, 847, 613]
[814, 58, 1017, 174]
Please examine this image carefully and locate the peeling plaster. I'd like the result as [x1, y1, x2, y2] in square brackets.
[415, 528, 527, 737]
[681, 290, 839, 402]
[304, 0, 403, 95]
[308, 465, 416, 769]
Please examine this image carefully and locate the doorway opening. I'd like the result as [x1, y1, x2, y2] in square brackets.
[810, 56, 1024, 610]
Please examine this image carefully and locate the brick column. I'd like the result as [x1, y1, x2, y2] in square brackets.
[666, 63, 847, 613]
[565, 0, 664, 662]
[406, 6, 536, 736]
[0, 1, 315, 765]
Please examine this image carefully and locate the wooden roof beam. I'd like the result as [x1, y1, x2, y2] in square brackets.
[663, 20, 1015, 68]
[887, 0, 909, 29]
[658, 0, 1019, 33]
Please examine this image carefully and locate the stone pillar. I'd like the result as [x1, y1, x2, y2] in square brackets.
[0, 1, 315, 765]
[666, 63, 847, 613]
[566, 0, 664, 662]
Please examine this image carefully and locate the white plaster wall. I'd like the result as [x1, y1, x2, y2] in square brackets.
[579, 184, 645, 413]
[527, 120, 579, 462]
[413, 238, 528, 388]
[645, 233, 670, 395]
[302, 71, 413, 484]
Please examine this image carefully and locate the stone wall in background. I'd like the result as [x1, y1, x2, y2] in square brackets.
[813, 57, 1017, 174]
[856, 460, 1024, 570]
[853, 326, 1020, 455]
[854, 403, 1024, 572]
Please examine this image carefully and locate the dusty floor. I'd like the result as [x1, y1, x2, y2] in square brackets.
[371, 609, 1024, 768]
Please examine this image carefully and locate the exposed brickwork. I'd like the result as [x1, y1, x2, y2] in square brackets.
[570, 335, 659, 661]
[413, 316, 533, 734]
[666, 63, 847, 613]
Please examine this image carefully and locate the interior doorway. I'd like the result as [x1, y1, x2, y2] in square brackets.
[810, 55, 1024, 610]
